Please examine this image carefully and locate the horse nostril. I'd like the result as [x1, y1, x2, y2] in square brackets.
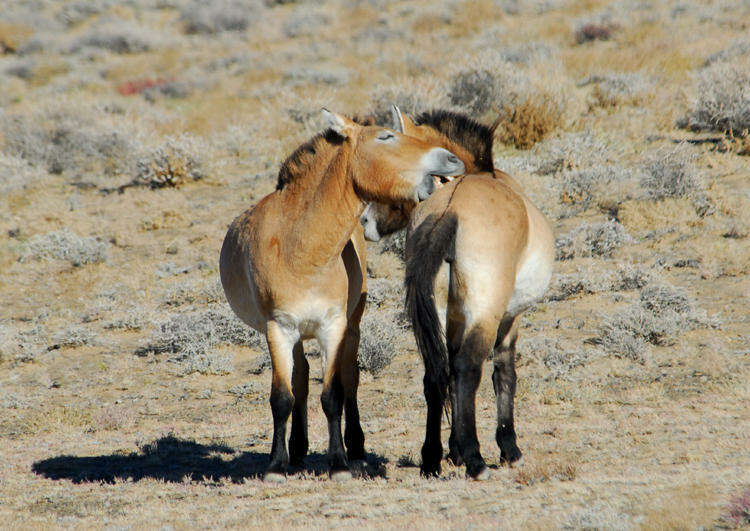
[447, 154, 459, 164]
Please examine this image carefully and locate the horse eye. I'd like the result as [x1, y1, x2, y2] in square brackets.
[377, 132, 395, 141]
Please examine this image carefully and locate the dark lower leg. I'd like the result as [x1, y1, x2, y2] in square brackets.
[268, 383, 294, 475]
[321, 374, 348, 473]
[340, 324, 365, 462]
[289, 342, 309, 467]
[446, 381, 462, 466]
[493, 320, 521, 463]
[421, 374, 446, 476]
[446, 320, 462, 466]
[453, 329, 491, 478]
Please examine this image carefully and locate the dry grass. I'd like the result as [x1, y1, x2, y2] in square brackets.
[0, 0, 748, 527]
[495, 94, 566, 149]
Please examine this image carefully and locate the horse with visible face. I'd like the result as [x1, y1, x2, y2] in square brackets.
[219, 110, 464, 482]
[361, 108, 554, 480]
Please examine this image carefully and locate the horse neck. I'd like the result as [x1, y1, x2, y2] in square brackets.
[281, 141, 364, 268]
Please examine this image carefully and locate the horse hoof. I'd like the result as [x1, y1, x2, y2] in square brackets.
[348, 459, 367, 478]
[508, 456, 524, 468]
[263, 472, 287, 484]
[468, 467, 490, 481]
[331, 469, 353, 482]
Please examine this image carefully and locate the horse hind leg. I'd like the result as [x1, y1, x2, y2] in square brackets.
[339, 295, 366, 470]
[453, 324, 496, 480]
[265, 321, 297, 482]
[492, 316, 523, 464]
[288, 341, 309, 468]
[445, 317, 464, 468]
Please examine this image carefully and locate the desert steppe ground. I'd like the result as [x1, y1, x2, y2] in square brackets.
[1, 0, 748, 528]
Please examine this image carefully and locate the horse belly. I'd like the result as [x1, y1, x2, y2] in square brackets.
[506, 248, 553, 317]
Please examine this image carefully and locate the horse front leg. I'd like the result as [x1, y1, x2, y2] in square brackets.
[264, 320, 297, 482]
[318, 317, 351, 480]
[339, 295, 366, 468]
[288, 341, 309, 468]
[493, 316, 522, 464]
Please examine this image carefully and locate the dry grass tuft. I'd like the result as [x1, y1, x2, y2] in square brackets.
[513, 458, 577, 486]
[495, 94, 565, 149]
[574, 21, 618, 44]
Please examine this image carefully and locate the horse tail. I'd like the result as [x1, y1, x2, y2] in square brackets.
[405, 213, 458, 404]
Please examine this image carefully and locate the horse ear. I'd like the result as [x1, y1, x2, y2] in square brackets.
[321, 108, 358, 138]
[391, 105, 418, 135]
[391, 105, 406, 133]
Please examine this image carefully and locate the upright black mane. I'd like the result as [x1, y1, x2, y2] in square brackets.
[276, 129, 344, 191]
[414, 109, 495, 173]
[276, 115, 378, 191]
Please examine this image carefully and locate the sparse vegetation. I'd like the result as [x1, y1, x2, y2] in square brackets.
[0, 106, 131, 175]
[680, 60, 750, 135]
[448, 69, 496, 115]
[579, 72, 653, 108]
[555, 220, 631, 260]
[70, 23, 157, 54]
[0, 0, 747, 527]
[358, 309, 401, 376]
[596, 283, 719, 363]
[641, 144, 702, 200]
[135, 135, 205, 188]
[180, 0, 262, 34]
[139, 305, 263, 375]
[21, 229, 108, 266]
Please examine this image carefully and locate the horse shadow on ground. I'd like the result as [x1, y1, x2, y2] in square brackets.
[32, 435, 388, 484]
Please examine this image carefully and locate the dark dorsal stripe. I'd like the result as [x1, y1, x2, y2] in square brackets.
[414, 109, 495, 173]
[276, 129, 344, 191]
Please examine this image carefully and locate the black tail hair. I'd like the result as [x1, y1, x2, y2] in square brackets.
[405, 213, 458, 404]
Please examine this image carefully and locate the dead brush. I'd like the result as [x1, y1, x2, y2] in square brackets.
[513, 458, 577, 486]
[495, 95, 564, 149]
[135, 137, 204, 189]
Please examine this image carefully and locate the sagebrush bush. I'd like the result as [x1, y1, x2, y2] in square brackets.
[497, 41, 554, 65]
[140, 304, 263, 375]
[579, 72, 652, 107]
[555, 220, 631, 260]
[52, 325, 95, 348]
[358, 310, 401, 376]
[641, 144, 702, 200]
[546, 262, 652, 301]
[532, 132, 611, 175]
[0, 152, 47, 195]
[136, 135, 205, 188]
[369, 83, 444, 126]
[21, 229, 108, 266]
[181, 0, 262, 34]
[704, 39, 750, 66]
[558, 164, 640, 216]
[283, 8, 329, 38]
[70, 23, 156, 54]
[0, 106, 131, 175]
[0, 323, 48, 363]
[680, 61, 750, 134]
[448, 69, 497, 114]
[596, 283, 719, 362]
